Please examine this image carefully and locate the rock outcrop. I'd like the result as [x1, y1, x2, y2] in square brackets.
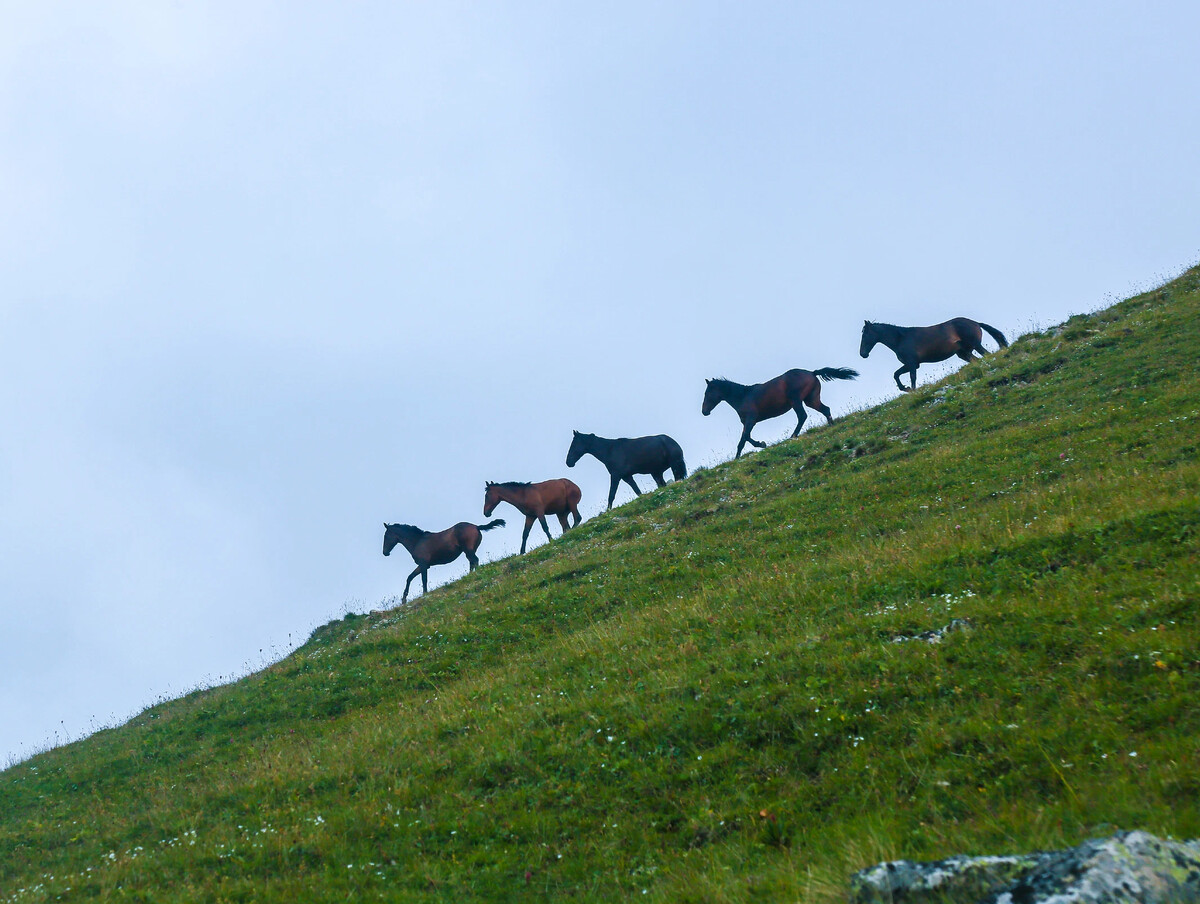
[850, 831, 1200, 903]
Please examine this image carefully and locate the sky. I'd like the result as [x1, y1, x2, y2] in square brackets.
[1, 1, 1197, 765]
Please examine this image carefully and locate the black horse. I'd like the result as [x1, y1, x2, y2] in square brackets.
[860, 318, 1008, 391]
[702, 367, 858, 458]
[565, 430, 686, 510]
[382, 519, 504, 603]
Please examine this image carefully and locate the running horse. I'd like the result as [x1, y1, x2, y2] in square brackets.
[565, 431, 686, 510]
[702, 366, 859, 458]
[382, 519, 505, 603]
[483, 479, 582, 554]
[860, 317, 1008, 391]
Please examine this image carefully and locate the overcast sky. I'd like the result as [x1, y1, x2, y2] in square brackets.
[1, 1, 1197, 765]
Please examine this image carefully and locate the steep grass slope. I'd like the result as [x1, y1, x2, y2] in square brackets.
[3, 266, 1199, 903]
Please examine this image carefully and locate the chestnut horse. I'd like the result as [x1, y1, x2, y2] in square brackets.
[702, 367, 858, 458]
[382, 519, 505, 602]
[860, 318, 1008, 392]
[484, 479, 582, 554]
[566, 431, 686, 510]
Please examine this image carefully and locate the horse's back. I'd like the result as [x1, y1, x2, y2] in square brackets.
[537, 477, 582, 509]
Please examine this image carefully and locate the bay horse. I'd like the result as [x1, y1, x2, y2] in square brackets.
[382, 519, 505, 602]
[483, 479, 582, 554]
[565, 431, 686, 511]
[860, 317, 1008, 392]
[702, 366, 859, 458]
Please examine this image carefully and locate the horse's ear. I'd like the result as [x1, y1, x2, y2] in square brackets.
[572, 429, 579, 436]
[705, 378, 711, 384]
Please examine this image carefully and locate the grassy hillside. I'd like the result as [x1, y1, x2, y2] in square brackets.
[4, 266, 1199, 903]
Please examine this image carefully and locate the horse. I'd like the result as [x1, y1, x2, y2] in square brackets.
[382, 519, 505, 603]
[860, 318, 1008, 392]
[702, 367, 859, 458]
[565, 430, 686, 511]
[483, 479, 583, 554]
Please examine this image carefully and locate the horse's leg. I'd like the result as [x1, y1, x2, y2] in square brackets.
[402, 566, 421, 603]
[538, 514, 553, 542]
[556, 512, 570, 533]
[466, 551, 479, 571]
[909, 366, 919, 390]
[607, 474, 621, 510]
[570, 503, 581, 527]
[624, 475, 642, 496]
[804, 385, 833, 425]
[893, 365, 910, 392]
[652, 471, 666, 487]
[737, 420, 763, 457]
[520, 515, 534, 554]
[791, 406, 809, 436]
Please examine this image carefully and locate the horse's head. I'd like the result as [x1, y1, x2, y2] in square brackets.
[859, 321, 878, 359]
[382, 523, 401, 556]
[565, 430, 589, 467]
[701, 378, 723, 416]
[483, 482, 500, 517]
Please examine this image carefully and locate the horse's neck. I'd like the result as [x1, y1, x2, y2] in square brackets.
[395, 528, 425, 552]
[495, 485, 524, 505]
[718, 381, 749, 407]
[585, 435, 618, 462]
[874, 324, 908, 348]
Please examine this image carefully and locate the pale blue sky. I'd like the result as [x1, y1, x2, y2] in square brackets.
[1, 1, 1197, 763]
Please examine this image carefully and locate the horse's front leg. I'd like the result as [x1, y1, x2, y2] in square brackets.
[607, 474, 621, 510]
[738, 421, 765, 457]
[421, 568, 429, 594]
[402, 566, 422, 603]
[538, 514, 553, 542]
[521, 515, 534, 554]
[893, 365, 911, 392]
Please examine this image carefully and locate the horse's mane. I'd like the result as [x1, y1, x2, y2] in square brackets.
[486, 481, 531, 489]
[708, 376, 748, 392]
[387, 523, 428, 538]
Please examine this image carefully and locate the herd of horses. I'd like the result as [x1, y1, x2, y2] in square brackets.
[382, 316, 1009, 601]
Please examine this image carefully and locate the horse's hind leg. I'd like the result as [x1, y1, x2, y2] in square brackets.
[624, 475, 643, 496]
[556, 512, 570, 533]
[466, 551, 479, 571]
[791, 406, 809, 437]
[652, 471, 666, 488]
[569, 502, 581, 527]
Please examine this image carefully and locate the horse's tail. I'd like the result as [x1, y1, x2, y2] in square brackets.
[478, 519, 506, 531]
[668, 439, 687, 481]
[979, 322, 1009, 349]
[813, 366, 860, 382]
[672, 455, 687, 481]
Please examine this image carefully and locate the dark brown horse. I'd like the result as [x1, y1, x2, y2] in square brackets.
[483, 479, 582, 554]
[382, 519, 505, 602]
[566, 431, 686, 510]
[702, 367, 858, 458]
[860, 318, 1008, 391]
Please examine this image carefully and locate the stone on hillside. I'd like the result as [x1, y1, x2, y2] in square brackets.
[850, 831, 1200, 903]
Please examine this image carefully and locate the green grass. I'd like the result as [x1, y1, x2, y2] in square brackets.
[4, 265, 1199, 903]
